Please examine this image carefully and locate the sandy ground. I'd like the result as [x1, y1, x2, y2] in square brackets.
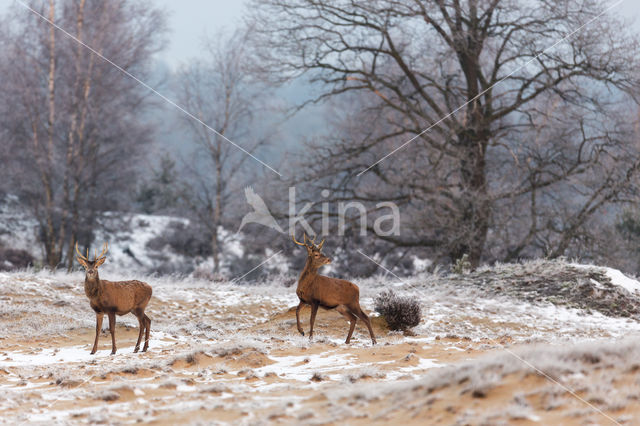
[1, 269, 640, 424]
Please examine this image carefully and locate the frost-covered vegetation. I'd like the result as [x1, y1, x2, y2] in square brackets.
[374, 290, 422, 331]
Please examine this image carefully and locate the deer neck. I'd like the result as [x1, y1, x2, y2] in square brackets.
[297, 257, 320, 291]
[84, 273, 101, 299]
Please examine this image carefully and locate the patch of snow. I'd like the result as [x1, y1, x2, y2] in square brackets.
[0, 331, 177, 367]
[0, 198, 285, 277]
[572, 263, 640, 294]
[412, 256, 432, 273]
[254, 352, 357, 383]
[603, 267, 640, 294]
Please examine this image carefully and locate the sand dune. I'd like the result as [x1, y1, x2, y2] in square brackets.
[1, 263, 640, 424]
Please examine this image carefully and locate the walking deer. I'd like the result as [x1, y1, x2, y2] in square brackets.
[292, 233, 376, 345]
[75, 242, 152, 355]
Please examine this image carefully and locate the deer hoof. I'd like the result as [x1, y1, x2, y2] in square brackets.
[298, 331, 305, 336]
[133, 347, 139, 353]
[90, 350, 96, 355]
[111, 350, 117, 355]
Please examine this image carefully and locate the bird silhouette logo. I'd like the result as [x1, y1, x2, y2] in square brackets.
[237, 187, 284, 234]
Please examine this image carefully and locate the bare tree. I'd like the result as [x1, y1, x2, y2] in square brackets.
[175, 29, 270, 274]
[250, 0, 640, 267]
[0, 0, 166, 269]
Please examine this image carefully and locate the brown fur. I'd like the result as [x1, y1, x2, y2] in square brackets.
[76, 243, 152, 355]
[293, 235, 376, 345]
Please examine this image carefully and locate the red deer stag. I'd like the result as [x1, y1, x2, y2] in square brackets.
[292, 233, 376, 345]
[75, 242, 152, 355]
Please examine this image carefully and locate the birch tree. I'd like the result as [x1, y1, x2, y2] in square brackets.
[0, 0, 166, 268]
[176, 30, 269, 274]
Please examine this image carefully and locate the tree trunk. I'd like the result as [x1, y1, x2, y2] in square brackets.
[44, 0, 58, 269]
[451, 129, 490, 267]
[66, 179, 82, 271]
[61, 0, 88, 271]
[211, 145, 223, 274]
[211, 227, 220, 274]
[451, 11, 490, 268]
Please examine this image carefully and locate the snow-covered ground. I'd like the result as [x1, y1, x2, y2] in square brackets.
[1, 259, 640, 423]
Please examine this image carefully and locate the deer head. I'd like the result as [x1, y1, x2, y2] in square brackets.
[75, 242, 109, 279]
[292, 233, 331, 267]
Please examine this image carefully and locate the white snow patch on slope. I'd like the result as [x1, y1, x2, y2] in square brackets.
[572, 263, 640, 295]
[0, 198, 270, 277]
[603, 267, 640, 294]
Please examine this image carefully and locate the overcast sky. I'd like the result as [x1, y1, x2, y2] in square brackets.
[152, 0, 247, 68]
[1, 0, 639, 69]
[1, 0, 248, 68]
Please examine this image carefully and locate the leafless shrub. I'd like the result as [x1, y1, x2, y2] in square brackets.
[311, 372, 327, 382]
[0, 246, 34, 271]
[374, 290, 421, 331]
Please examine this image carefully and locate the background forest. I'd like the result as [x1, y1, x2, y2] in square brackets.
[3, 0, 640, 279]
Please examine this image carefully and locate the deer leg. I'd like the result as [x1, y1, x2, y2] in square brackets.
[142, 314, 151, 352]
[336, 305, 357, 344]
[108, 312, 117, 355]
[308, 302, 319, 340]
[295, 301, 305, 336]
[91, 313, 104, 354]
[134, 310, 144, 353]
[354, 307, 377, 345]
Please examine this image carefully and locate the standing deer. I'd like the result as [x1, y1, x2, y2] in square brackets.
[75, 242, 152, 355]
[292, 233, 376, 345]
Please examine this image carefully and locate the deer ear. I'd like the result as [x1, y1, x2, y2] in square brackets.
[76, 257, 88, 268]
[94, 257, 106, 267]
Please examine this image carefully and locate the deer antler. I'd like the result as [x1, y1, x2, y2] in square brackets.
[75, 242, 108, 261]
[292, 233, 307, 246]
[75, 242, 89, 262]
[94, 242, 109, 261]
[309, 235, 325, 250]
[292, 233, 325, 250]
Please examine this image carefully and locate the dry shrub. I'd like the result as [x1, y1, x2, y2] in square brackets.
[95, 391, 120, 402]
[0, 247, 34, 271]
[311, 372, 327, 382]
[374, 290, 421, 331]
